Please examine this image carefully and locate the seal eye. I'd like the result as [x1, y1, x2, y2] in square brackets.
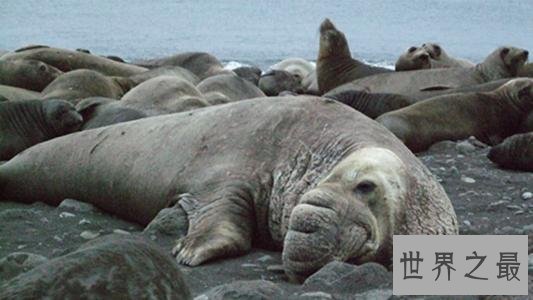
[39, 64, 46, 72]
[408, 47, 417, 53]
[434, 45, 440, 51]
[501, 48, 510, 56]
[355, 180, 377, 195]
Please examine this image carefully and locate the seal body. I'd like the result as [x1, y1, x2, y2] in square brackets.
[0, 59, 63, 92]
[197, 74, 265, 103]
[121, 76, 208, 115]
[270, 58, 315, 84]
[377, 78, 533, 152]
[317, 19, 393, 94]
[0, 99, 82, 160]
[395, 46, 431, 71]
[0, 85, 41, 102]
[0, 96, 457, 281]
[487, 132, 533, 171]
[422, 43, 475, 68]
[324, 89, 412, 118]
[518, 63, 533, 77]
[232, 66, 262, 86]
[75, 97, 147, 130]
[347, 47, 528, 96]
[258, 70, 303, 96]
[1, 47, 147, 77]
[42, 69, 134, 104]
[129, 66, 200, 86]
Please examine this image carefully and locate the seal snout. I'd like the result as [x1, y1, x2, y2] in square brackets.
[319, 18, 336, 34]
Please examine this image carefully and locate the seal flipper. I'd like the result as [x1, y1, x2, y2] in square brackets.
[172, 190, 254, 266]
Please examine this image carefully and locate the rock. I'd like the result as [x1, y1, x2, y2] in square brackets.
[302, 262, 392, 294]
[487, 200, 509, 211]
[521, 192, 533, 200]
[80, 230, 100, 240]
[0, 252, 48, 283]
[463, 220, 471, 227]
[522, 224, 533, 233]
[78, 218, 91, 225]
[297, 291, 333, 299]
[528, 254, 533, 273]
[241, 263, 259, 268]
[427, 140, 456, 153]
[266, 264, 285, 273]
[59, 212, 75, 218]
[58, 199, 96, 213]
[112, 229, 130, 235]
[354, 288, 393, 299]
[456, 140, 477, 154]
[0, 209, 39, 222]
[460, 176, 476, 184]
[143, 204, 188, 238]
[257, 255, 273, 262]
[200, 280, 283, 300]
[0, 235, 192, 300]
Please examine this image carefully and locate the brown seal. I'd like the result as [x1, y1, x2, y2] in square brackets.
[0, 59, 63, 92]
[0, 96, 457, 283]
[324, 89, 412, 118]
[395, 46, 431, 71]
[487, 132, 533, 171]
[376, 78, 533, 152]
[316, 18, 393, 94]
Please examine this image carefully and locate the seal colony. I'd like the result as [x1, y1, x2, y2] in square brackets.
[0, 17, 531, 297]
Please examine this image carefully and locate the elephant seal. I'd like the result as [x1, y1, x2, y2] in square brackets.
[121, 75, 209, 115]
[421, 43, 475, 68]
[0, 235, 192, 300]
[232, 66, 262, 86]
[42, 69, 135, 104]
[0, 96, 457, 282]
[346, 46, 528, 96]
[0, 85, 40, 102]
[395, 46, 431, 71]
[14, 45, 49, 52]
[518, 62, 533, 77]
[302, 70, 320, 95]
[317, 18, 393, 94]
[0, 99, 82, 160]
[324, 89, 412, 118]
[0, 59, 63, 92]
[519, 111, 533, 133]
[1, 47, 147, 77]
[487, 132, 533, 171]
[76, 97, 147, 130]
[105, 55, 125, 63]
[376, 78, 533, 153]
[270, 58, 315, 83]
[258, 70, 303, 96]
[129, 66, 200, 86]
[133, 52, 231, 80]
[197, 73, 265, 103]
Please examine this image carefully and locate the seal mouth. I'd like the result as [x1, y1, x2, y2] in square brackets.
[320, 18, 336, 34]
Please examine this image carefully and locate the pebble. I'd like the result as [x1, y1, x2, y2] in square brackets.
[59, 212, 75, 218]
[257, 255, 272, 262]
[298, 291, 333, 299]
[266, 264, 285, 273]
[78, 219, 91, 225]
[462, 220, 471, 227]
[58, 199, 96, 213]
[456, 140, 476, 154]
[53, 235, 63, 243]
[112, 229, 130, 235]
[241, 263, 259, 268]
[522, 224, 533, 232]
[460, 175, 476, 184]
[521, 192, 532, 200]
[487, 200, 509, 211]
[80, 231, 100, 240]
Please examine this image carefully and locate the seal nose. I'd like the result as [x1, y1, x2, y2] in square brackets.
[320, 18, 336, 33]
[523, 50, 529, 59]
[419, 53, 430, 61]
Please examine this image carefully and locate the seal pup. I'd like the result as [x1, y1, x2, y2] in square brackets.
[0, 97, 457, 282]
[316, 18, 393, 94]
[395, 46, 431, 71]
[377, 78, 533, 152]
[0, 99, 82, 160]
[487, 132, 533, 171]
[422, 43, 475, 68]
[346, 46, 528, 96]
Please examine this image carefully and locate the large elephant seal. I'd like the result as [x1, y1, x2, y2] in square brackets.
[317, 18, 393, 94]
[197, 73, 265, 103]
[345, 46, 528, 96]
[75, 97, 147, 130]
[0, 59, 63, 91]
[270, 58, 315, 83]
[324, 89, 412, 118]
[487, 132, 533, 171]
[395, 46, 431, 71]
[0, 96, 457, 282]
[0, 47, 147, 77]
[129, 66, 200, 86]
[376, 78, 533, 152]
[258, 70, 303, 96]
[0, 85, 41, 102]
[42, 69, 135, 104]
[133, 52, 231, 80]
[421, 43, 475, 68]
[121, 75, 209, 115]
[0, 99, 82, 160]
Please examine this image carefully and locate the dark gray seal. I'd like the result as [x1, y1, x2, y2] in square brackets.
[0, 59, 63, 92]
[324, 89, 413, 118]
[316, 18, 393, 94]
[487, 132, 533, 171]
[0, 96, 457, 282]
[258, 70, 303, 96]
[233, 66, 262, 86]
[0, 99, 82, 160]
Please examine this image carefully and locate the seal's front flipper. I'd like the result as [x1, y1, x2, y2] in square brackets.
[172, 192, 253, 266]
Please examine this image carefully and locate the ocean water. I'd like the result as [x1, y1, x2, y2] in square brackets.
[1, 0, 532, 69]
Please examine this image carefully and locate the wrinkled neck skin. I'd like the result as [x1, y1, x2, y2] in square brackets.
[1, 102, 56, 143]
[266, 134, 357, 247]
[492, 88, 532, 115]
